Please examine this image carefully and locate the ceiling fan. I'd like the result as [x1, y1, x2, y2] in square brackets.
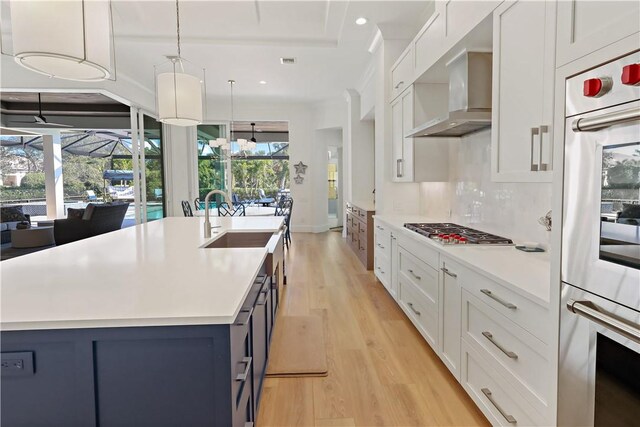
[10, 93, 73, 127]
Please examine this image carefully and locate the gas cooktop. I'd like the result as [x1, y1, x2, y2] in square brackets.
[404, 223, 514, 246]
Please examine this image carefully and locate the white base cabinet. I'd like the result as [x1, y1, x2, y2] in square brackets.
[372, 218, 552, 426]
[461, 342, 546, 427]
[439, 256, 462, 381]
[398, 246, 440, 349]
[374, 223, 392, 292]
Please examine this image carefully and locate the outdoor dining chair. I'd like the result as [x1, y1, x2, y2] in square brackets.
[181, 201, 194, 217]
[274, 198, 293, 249]
[217, 203, 246, 217]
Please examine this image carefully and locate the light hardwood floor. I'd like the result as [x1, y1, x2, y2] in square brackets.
[258, 231, 489, 427]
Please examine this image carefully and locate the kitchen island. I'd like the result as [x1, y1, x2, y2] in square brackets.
[1, 216, 285, 427]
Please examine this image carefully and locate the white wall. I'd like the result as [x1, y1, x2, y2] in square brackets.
[419, 129, 553, 245]
[344, 90, 375, 208]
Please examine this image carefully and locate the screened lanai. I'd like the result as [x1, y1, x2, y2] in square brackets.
[0, 124, 165, 224]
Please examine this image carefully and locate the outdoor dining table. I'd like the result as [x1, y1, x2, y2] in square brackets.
[195, 206, 276, 217]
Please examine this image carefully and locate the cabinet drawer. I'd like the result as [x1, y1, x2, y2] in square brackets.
[346, 212, 354, 229]
[391, 47, 413, 101]
[233, 370, 253, 427]
[399, 276, 438, 349]
[374, 224, 391, 256]
[356, 210, 368, 224]
[461, 341, 544, 427]
[462, 290, 549, 415]
[399, 248, 438, 305]
[397, 232, 439, 271]
[462, 269, 549, 343]
[375, 250, 391, 288]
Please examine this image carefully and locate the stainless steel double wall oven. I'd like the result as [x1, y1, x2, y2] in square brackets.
[560, 50, 640, 427]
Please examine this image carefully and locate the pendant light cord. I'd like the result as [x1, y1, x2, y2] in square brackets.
[175, 0, 181, 57]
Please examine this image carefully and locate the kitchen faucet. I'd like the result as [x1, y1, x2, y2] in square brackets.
[203, 189, 232, 238]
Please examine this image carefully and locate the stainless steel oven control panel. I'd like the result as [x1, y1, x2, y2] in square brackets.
[566, 50, 640, 117]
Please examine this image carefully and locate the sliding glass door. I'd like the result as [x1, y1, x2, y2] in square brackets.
[195, 124, 228, 207]
[128, 109, 166, 224]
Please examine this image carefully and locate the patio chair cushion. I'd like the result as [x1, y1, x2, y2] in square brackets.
[67, 208, 86, 219]
[619, 203, 640, 219]
[54, 202, 129, 245]
[1, 206, 28, 223]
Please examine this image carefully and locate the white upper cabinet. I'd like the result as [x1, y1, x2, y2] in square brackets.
[556, 0, 640, 67]
[413, 10, 445, 78]
[390, 47, 414, 102]
[441, 0, 502, 47]
[491, 0, 556, 183]
[391, 84, 450, 183]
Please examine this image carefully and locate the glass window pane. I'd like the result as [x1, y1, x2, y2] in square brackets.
[0, 137, 47, 217]
[600, 142, 640, 269]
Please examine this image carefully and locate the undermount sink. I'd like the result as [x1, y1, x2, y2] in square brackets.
[204, 231, 274, 249]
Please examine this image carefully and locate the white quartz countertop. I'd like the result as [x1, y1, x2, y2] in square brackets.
[1, 216, 284, 331]
[374, 215, 551, 306]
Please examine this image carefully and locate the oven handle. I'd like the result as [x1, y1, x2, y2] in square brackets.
[571, 106, 640, 132]
[567, 299, 640, 344]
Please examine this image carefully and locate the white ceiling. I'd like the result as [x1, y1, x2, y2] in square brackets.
[110, 0, 431, 103]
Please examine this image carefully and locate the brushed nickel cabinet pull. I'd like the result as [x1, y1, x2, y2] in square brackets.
[481, 388, 517, 424]
[407, 302, 421, 316]
[530, 127, 540, 172]
[441, 267, 457, 278]
[394, 80, 405, 89]
[539, 125, 548, 171]
[396, 159, 404, 177]
[235, 307, 253, 326]
[480, 289, 517, 310]
[408, 269, 421, 280]
[482, 331, 518, 359]
[377, 243, 385, 249]
[236, 357, 252, 382]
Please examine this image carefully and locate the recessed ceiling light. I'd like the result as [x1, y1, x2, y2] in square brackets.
[259, 80, 267, 85]
[355, 17, 367, 25]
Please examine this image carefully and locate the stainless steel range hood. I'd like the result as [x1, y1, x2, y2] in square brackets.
[407, 51, 492, 138]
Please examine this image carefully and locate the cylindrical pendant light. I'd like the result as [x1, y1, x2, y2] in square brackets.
[155, 0, 205, 127]
[157, 58, 203, 126]
[9, 0, 114, 81]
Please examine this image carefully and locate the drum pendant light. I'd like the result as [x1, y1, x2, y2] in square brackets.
[155, 0, 205, 126]
[8, 0, 114, 81]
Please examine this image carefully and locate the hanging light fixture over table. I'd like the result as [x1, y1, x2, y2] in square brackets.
[209, 80, 255, 153]
[155, 0, 205, 126]
[6, 0, 115, 81]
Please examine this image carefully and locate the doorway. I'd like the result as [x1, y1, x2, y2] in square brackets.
[327, 144, 342, 229]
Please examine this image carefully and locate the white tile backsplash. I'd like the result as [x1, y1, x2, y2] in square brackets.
[419, 129, 553, 246]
